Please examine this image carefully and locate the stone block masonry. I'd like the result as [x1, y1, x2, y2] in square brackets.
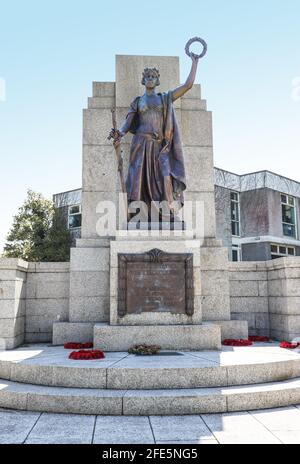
[0, 259, 27, 349]
[229, 258, 300, 341]
[229, 262, 269, 337]
[25, 262, 70, 343]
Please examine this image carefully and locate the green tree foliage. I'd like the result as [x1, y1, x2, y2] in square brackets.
[3, 190, 71, 262]
[43, 209, 71, 262]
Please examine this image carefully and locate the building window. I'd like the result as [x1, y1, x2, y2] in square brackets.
[230, 191, 240, 236]
[281, 194, 297, 238]
[270, 243, 296, 260]
[68, 204, 82, 229]
[232, 245, 241, 262]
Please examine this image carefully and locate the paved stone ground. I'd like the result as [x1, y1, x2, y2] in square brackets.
[1, 406, 300, 444]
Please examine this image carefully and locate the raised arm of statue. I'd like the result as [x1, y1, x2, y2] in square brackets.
[171, 55, 199, 102]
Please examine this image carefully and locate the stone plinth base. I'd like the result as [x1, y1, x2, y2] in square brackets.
[53, 322, 94, 345]
[94, 323, 221, 351]
[210, 320, 248, 340]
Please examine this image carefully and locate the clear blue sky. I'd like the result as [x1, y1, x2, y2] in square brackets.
[0, 0, 300, 251]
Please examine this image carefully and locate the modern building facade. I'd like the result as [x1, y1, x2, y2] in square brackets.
[53, 168, 300, 262]
[215, 168, 300, 261]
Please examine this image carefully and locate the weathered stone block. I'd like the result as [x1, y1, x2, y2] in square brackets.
[181, 110, 213, 147]
[201, 271, 230, 296]
[93, 82, 115, 98]
[0, 299, 25, 319]
[88, 96, 115, 109]
[255, 313, 270, 330]
[94, 323, 221, 351]
[0, 317, 24, 338]
[69, 271, 109, 298]
[0, 281, 25, 300]
[201, 295, 231, 321]
[269, 296, 300, 315]
[70, 247, 110, 272]
[52, 322, 94, 345]
[81, 191, 118, 239]
[83, 108, 112, 146]
[83, 145, 118, 192]
[181, 99, 207, 111]
[69, 296, 110, 322]
[27, 280, 69, 300]
[230, 297, 269, 313]
[229, 270, 268, 281]
[184, 147, 214, 193]
[231, 312, 256, 329]
[230, 280, 259, 297]
[200, 245, 228, 271]
[268, 279, 286, 297]
[211, 320, 248, 340]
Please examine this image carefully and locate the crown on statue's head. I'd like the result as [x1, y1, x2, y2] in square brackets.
[141, 67, 160, 86]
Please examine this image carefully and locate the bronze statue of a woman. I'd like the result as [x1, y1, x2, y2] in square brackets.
[109, 41, 204, 222]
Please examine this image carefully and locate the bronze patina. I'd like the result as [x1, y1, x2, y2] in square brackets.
[118, 249, 194, 317]
[109, 38, 207, 222]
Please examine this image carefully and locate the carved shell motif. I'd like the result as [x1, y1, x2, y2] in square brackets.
[147, 249, 164, 263]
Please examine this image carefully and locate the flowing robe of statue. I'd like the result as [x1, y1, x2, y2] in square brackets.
[122, 91, 186, 215]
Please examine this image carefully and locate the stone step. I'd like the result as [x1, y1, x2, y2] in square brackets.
[1, 344, 300, 390]
[1, 377, 300, 415]
[93, 323, 221, 351]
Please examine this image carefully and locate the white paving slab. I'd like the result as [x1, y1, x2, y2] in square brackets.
[156, 439, 219, 444]
[0, 409, 40, 444]
[250, 406, 300, 431]
[0, 408, 300, 444]
[25, 412, 95, 444]
[150, 415, 214, 441]
[201, 411, 282, 444]
[270, 430, 300, 444]
[93, 416, 154, 444]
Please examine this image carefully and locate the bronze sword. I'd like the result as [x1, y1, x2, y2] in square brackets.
[108, 108, 129, 222]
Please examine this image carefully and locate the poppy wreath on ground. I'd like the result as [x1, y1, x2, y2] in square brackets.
[279, 341, 300, 349]
[128, 344, 161, 355]
[248, 336, 270, 342]
[222, 339, 253, 346]
[64, 342, 93, 349]
[69, 350, 105, 360]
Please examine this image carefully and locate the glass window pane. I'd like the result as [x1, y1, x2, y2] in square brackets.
[231, 222, 236, 235]
[283, 223, 296, 237]
[231, 222, 240, 236]
[232, 249, 238, 261]
[288, 196, 295, 206]
[281, 194, 287, 204]
[279, 246, 286, 255]
[69, 213, 82, 228]
[271, 245, 278, 253]
[230, 192, 238, 201]
[282, 205, 295, 225]
[288, 247, 295, 255]
[70, 205, 80, 215]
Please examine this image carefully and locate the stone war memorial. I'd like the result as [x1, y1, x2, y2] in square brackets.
[1, 39, 300, 415]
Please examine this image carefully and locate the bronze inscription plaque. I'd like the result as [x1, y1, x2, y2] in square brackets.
[118, 249, 194, 317]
